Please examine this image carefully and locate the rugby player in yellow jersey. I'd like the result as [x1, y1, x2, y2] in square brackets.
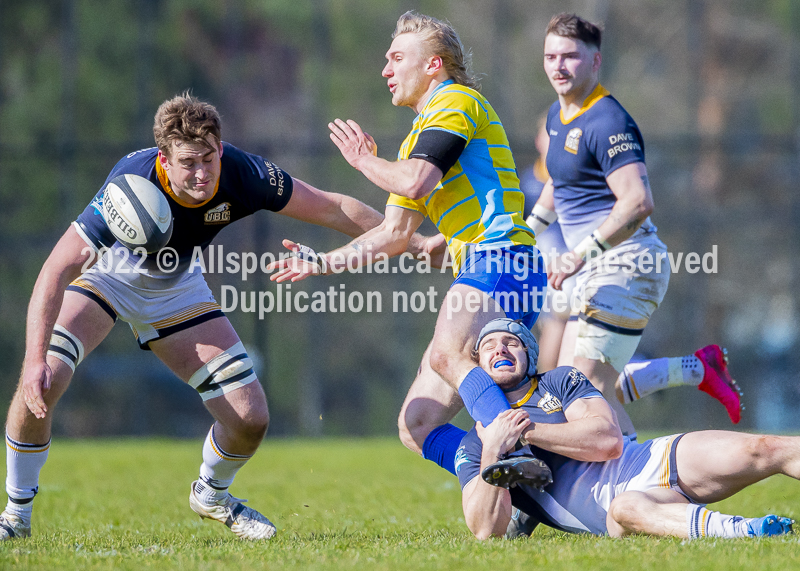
[268, 12, 548, 480]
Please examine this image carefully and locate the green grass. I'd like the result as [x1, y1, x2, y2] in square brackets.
[1, 437, 799, 570]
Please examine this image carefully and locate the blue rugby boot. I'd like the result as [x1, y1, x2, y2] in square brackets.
[746, 515, 794, 537]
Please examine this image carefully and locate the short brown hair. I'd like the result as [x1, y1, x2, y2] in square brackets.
[153, 92, 222, 157]
[545, 13, 603, 50]
[393, 11, 479, 91]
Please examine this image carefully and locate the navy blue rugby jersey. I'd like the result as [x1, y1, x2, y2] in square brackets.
[74, 142, 293, 271]
[545, 85, 649, 250]
[455, 366, 603, 532]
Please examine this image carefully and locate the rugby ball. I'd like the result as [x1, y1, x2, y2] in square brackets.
[102, 174, 173, 253]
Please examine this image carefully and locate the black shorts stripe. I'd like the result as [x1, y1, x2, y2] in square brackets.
[52, 330, 80, 360]
[138, 310, 225, 350]
[66, 285, 118, 322]
[579, 313, 644, 336]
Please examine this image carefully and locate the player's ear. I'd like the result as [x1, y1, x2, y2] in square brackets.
[427, 55, 443, 76]
[592, 50, 602, 73]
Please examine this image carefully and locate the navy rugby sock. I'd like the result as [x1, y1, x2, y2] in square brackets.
[458, 367, 511, 426]
[422, 424, 467, 476]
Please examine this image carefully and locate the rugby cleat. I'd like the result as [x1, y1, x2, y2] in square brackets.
[695, 345, 743, 424]
[745, 515, 794, 537]
[0, 511, 31, 540]
[505, 508, 539, 539]
[189, 480, 276, 540]
[481, 456, 553, 490]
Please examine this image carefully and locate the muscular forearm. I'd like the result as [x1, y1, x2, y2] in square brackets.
[522, 416, 623, 462]
[24, 261, 84, 366]
[592, 195, 652, 249]
[322, 223, 410, 274]
[463, 449, 514, 539]
[354, 155, 441, 200]
[316, 193, 385, 238]
[591, 162, 654, 249]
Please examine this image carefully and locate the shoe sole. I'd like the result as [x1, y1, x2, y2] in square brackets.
[482, 457, 553, 490]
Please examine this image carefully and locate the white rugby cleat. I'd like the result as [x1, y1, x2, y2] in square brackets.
[0, 511, 31, 540]
[189, 480, 276, 540]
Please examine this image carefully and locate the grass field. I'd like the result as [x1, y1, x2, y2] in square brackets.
[1, 437, 799, 570]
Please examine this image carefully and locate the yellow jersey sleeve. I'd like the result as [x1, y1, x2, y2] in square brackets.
[386, 193, 428, 217]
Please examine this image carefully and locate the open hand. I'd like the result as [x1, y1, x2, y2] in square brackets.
[265, 239, 324, 283]
[328, 118, 377, 170]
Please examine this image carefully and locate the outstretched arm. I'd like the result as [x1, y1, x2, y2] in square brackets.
[279, 177, 386, 238]
[520, 396, 624, 462]
[280, 177, 440, 263]
[267, 205, 425, 283]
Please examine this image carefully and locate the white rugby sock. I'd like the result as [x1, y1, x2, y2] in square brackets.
[686, 505, 756, 538]
[5, 433, 50, 526]
[197, 425, 251, 504]
[618, 356, 704, 404]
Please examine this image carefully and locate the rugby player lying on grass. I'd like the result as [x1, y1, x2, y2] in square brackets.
[457, 318, 795, 539]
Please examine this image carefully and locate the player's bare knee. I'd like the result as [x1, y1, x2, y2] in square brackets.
[397, 412, 427, 456]
[744, 434, 782, 471]
[608, 492, 648, 534]
[427, 344, 453, 381]
[242, 410, 269, 441]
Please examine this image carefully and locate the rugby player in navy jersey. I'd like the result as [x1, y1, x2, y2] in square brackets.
[0, 93, 434, 541]
[267, 12, 548, 480]
[457, 319, 794, 540]
[527, 13, 741, 440]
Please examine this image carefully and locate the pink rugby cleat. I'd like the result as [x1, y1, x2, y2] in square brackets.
[695, 345, 743, 424]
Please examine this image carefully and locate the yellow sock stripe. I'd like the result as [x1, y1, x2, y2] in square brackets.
[700, 507, 711, 537]
[628, 372, 641, 400]
[5, 439, 50, 454]
[208, 431, 251, 463]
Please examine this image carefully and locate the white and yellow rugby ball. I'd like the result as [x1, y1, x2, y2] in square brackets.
[102, 174, 173, 253]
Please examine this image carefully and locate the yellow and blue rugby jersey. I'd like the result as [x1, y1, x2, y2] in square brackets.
[387, 80, 535, 274]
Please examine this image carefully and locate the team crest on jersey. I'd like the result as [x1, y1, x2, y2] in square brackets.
[564, 128, 582, 154]
[537, 391, 563, 414]
[204, 202, 232, 225]
[454, 445, 469, 473]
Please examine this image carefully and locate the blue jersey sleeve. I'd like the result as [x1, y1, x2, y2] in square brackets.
[455, 431, 484, 490]
[221, 144, 293, 213]
[538, 366, 603, 412]
[586, 99, 645, 176]
[73, 148, 160, 251]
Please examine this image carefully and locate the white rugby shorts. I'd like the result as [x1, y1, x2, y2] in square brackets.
[518, 433, 689, 535]
[67, 245, 223, 349]
[571, 232, 670, 370]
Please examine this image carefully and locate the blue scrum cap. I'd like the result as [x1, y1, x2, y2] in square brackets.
[475, 318, 539, 377]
